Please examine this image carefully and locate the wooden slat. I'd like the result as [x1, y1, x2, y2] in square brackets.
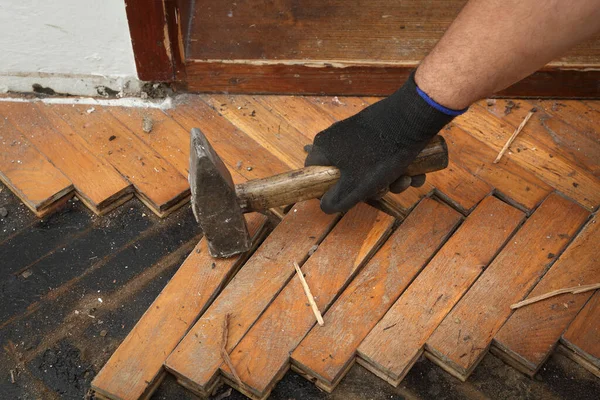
[91, 214, 269, 400]
[221, 204, 395, 399]
[357, 196, 524, 385]
[164, 200, 339, 396]
[41, 104, 190, 217]
[0, 102, 133, 215]
[166, 96, 291, 181]
[492, 215, 600, 376]
[291, 198, 461, 391]
[443, 123, 552, 212]
[455, 104, 600, 211]
[560, 291, 600, 377]
[425, 193, 589, 381]
[0, 117, 73, 216]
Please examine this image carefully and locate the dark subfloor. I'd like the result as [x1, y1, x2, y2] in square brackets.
[1, 181, 599, 400]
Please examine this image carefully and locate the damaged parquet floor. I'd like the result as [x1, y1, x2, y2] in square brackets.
[0, 95, 599, 399]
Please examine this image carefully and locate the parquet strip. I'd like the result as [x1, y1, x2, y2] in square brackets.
[221, 204, 395, 399]
[291, 198, 462, 391]
[166, 96, 290, 181]
[560, 290, 600, 377]
[357, 196, 524, 385]
[308, 96, 435, 211]
[443, 123, 551, 212]
[492, 216, 599, 376]
[0, 102, 133, 215]
[455, 104, 600, 211]
[0, 116, 73, 216]
[164, 200, 339, 396]
[91, 214, 269, 400]
[40, 104, 190, 217]
[426, 193, 589, 381]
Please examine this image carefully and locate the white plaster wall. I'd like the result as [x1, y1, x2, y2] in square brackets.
[0, 0, 141, 96]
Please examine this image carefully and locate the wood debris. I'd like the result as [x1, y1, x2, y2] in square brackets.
[511, 283, 600, 309]
[220, 313, 242, 385]
[293, 261, 324, 326]
[493, 108, 536, 164]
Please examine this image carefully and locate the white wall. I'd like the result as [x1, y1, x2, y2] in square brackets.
[0, 0, 141, 96]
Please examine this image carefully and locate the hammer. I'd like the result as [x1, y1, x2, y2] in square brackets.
[189, 128, 448, 258]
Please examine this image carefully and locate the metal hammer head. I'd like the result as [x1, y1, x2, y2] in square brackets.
[189, 128, 251, 258]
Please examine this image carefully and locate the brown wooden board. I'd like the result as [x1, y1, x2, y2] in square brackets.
[357, 196, 524, 385]
[0, 116, 73, 216]
[455, 105, 600, 211]
[291, 198, 461, 391]
[0, 102, 133, 214]
[91, 214, 269, 400]
[492, 216, 600, 376]
[561, 291, 600, 377]
[164, 200, 339, 396]
[442, 123, 552, 212]
[41, 104, 190, 216]
[425, 193, 589, 381]
[221, 204, 395, 399]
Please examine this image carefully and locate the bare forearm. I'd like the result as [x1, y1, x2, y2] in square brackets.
[415, 0, 600, 109]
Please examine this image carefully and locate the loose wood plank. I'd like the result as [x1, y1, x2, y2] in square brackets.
[560, 290, 600, 377]
[221, 203, 395, 399]
[0, 116, 73, 216]
[357, 196, 524, 385]
[443, 123, 551, 212]
[492, 215, 600, 376]
[41, 104, 190, 217]
[455, 104, 600, 211]
[426, 193, 589, 380]
[90, 213, 268, 400]
[164, 200, 339, 396]
[0, 102, 133, 215]
[291, 198, 461, 391]
[166, 96, 290, 181]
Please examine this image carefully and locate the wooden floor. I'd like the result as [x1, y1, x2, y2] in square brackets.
[0, 95, 599, 399]
[182, 0, 600, 96]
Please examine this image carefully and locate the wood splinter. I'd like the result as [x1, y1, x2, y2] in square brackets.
[494, 108, 536, 164]
[294, 261, 325, 326]
[510, 283, 600, 309]
[220, 313, 242, 386]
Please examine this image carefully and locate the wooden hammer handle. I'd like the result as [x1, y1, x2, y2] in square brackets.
[235, 135, 448, 213]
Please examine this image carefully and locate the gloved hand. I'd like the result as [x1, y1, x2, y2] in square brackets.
[305, 72, 466, 214]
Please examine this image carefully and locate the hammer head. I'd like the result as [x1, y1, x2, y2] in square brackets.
[189, 128, 251, 258]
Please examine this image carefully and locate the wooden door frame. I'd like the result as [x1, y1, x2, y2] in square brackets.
[124, 0, 192, 83]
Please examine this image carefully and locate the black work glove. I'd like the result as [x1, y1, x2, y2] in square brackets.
[305, 72, 465, 214]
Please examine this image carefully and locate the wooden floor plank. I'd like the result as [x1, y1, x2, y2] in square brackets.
[443, 123, 552, 212]
[357, 196, 524, 385]
[455, 105, 600, 211]
[221, 204, 395, 398]
[560, 291, 600, 377]
[40, 104, 190, 216]
[291, 198, 461, 391]
[0, 116, 73, 216]
[492, 215, 600, 376]
[0, 102, 132, 215]
[164, 200, 339, 396]
[89, 214, 268, 400]
[425, 193, 589, 380]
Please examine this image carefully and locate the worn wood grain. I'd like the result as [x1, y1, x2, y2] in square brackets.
[91, 214, 268, 400]
[455, 105, 600, 211]
[291, 198, 461, 391]
[560, 291, 600, 377]
[357, 196, 524, 385]
[164, 200, 339, 396]
[0, 102, 132, 214]
[221, 204, 395, 398]
[0, 116, 73, 216]
[425, 193, 589, 380]
[492, 216, 600, 376]
[41, 104, 190, 216]
[442, 123, 551, 212]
